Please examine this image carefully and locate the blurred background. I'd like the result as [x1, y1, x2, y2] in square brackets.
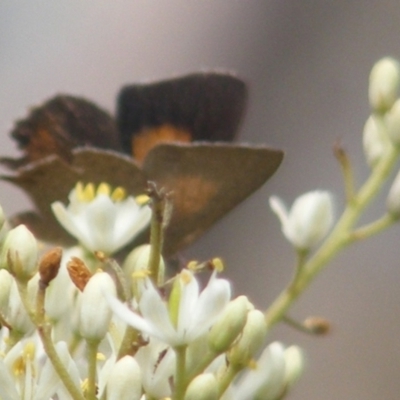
[1, 1, 400, 398]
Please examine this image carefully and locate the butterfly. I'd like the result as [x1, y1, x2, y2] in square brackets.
[1, 73, 283, 257]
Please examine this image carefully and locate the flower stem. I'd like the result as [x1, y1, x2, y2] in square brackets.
[173, 345, 188, 400]
[148, 183, 166, 286]
[36, 281, 85, 400]
[86, 339, 100, 400]
[218, 364, 241, 397]
[265, 144, 399, 329]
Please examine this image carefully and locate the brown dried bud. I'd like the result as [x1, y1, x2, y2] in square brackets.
[39, 247, 62, 286]
[67, 257, 92, 291]
[304, 316, 331, 335]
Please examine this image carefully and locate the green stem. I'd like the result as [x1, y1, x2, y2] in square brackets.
[148, 186, 165, 287]
[86, 339, 100, 400]
[185, 350, 221, 383]
[350, 213, 396, 242]
[218, 364, 241, 397]
[36, 283, 85, 400]
[173, 345, 188, 400]
[265, 145, 399, 329]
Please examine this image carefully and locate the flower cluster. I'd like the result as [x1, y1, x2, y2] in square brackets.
[0, 182, 302, 400]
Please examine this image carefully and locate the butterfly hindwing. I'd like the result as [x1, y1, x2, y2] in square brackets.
[142, 142, 283, 256]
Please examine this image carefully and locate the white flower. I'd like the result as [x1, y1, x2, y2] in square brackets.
[269, 191, 334, 250]
[106, 268, 231, 347]
[51, 182, 151, 255]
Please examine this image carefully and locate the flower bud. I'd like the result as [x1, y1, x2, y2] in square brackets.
[283, 345, 304, 387]
[39, 247, 62, 286]
[106, 356, 142, 400]
[369, 57, 400, 113]
[229, 309, 267, 367]
[208, 295, 250, 353]
[269, 191, 334, 250]
[79, 272, 116, 341]
[184, 373, 218, 400]
[387, 170, 400, 217]
[385, 99, 400, 146]
[1, 225, 38, 282]
[253, 342, 286, 400]
[362, 114, 391, 166]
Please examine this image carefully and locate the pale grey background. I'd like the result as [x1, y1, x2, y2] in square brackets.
[1, 2, 400, 399]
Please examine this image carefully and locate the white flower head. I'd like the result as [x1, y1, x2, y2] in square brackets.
[106, 268, 231, 347]
[270, 191, 334, 250]
[51, 182, 151, 255]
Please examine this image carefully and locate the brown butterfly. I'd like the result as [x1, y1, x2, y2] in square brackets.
[1, 73, 283, 256]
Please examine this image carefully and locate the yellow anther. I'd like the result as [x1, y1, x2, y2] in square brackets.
[180, 269, 193, 285]
[135, 194, 150, 205]
[112, 187, 127, 201]
[83, 183, 96, 201]
[12, 356, 25, 376]
[97, 182, 111, 196]
[97, 352, 106, 361]
[187, 260, 199, 271]
[212, 258, 224, 273]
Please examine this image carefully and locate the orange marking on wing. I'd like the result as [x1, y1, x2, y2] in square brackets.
[166, 175, 218, 218]
[132, 124, 192, 164]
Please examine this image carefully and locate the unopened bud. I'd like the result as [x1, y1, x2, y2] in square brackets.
[386, 99, 400, 146]
[184, 373, 218, 400]
[283, 345, 304, 388]
[362, 115, 391, 166]
[253, 342, 286, 400]
[208, 295, 250, 353]
[67, 257, 92, 291]
[229, 309, 267, 367]
[106, 356, 142, 400]
[39, 247, 62, 286]
[369, 57, 400, 113]
[303, 316, 331, 335]
[1, 225, 38, 282]
[79, 272, 116, 341]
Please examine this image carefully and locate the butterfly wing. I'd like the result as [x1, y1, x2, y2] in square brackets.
[2, 95, 120, 169]
[117, 73, 247, 162]
[142, 142, 283, 256]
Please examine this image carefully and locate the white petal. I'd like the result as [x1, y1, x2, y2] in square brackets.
[269, 196, 290, 227]
[0, 360, 19, 400]
[187, 274, 231, 340]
